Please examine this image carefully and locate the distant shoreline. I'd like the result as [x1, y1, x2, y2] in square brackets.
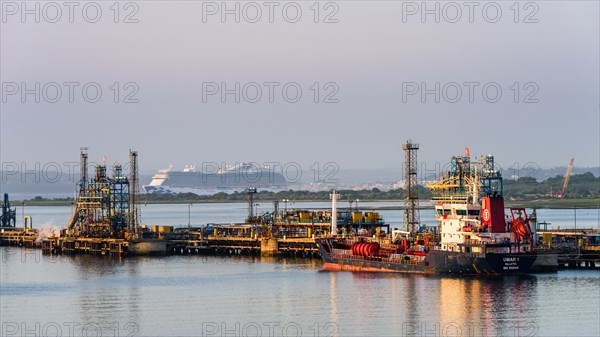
[12, 198, 600, 209]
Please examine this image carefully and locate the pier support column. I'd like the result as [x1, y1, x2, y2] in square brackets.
[260, 238, 279, 256]
[330, 190, 339, 236]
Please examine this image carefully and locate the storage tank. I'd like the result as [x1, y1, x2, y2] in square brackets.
[299, 212, 311, 222]
[352, 242, 380, 256]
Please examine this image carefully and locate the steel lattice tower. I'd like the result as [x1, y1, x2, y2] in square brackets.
[403, 141, 419, 233]
[246, 187, 257, 223]
[79, 147, 88, 197]
[129, 150, 140, 236]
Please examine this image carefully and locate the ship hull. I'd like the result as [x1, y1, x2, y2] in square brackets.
[317, 240, 538, 275]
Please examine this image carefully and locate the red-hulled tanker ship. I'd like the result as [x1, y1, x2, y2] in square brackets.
[316, 153, 543, 275]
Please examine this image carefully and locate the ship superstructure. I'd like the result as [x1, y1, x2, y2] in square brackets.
[428, 154, 533, 255]
[316, 146, 541, 275]
[144, 163, 288, 194]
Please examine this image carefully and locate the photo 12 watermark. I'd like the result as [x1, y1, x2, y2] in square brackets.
[201, 82, 339, 103]
[0, 161, 340, 185]
[1, 1, 140, 24]
[401, 1, 540, 24]
[402, 321, 539, 337]
[415, 160, 541, 183]
[1, 247, 62, 264]
[201, 1, 340, 24]
[1, 81, 140, 104]
[200, 321, 338, 337]
[1, 321, 140, 337]
[0, 159, 542, 187]
[401, 82, 540, 104]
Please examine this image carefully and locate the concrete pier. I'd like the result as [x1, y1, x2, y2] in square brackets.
[0, 228, 321, 257]
[260, 238, 279, 256]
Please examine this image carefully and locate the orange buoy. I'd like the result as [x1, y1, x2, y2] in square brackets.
[513, 218, 528, 238]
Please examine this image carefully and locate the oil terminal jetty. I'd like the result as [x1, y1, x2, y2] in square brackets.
[1, 148, 599, 271]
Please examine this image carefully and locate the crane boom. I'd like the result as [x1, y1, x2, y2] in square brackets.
[558, 158, 574, 198]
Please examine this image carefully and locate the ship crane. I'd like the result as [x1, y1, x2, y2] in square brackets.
[557, 158, 574, 198]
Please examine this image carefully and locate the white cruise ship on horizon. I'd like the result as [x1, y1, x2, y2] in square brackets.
[143, 163, 288, 195]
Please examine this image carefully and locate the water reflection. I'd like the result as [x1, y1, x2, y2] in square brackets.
[320, 272, 546, 336]
[1, 246, 598, 337]
[329, 272, 339, 331]
[437, 275, 540, 336]
[68, 255, 142, 327]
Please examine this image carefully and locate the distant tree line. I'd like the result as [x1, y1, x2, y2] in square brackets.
[138, 187, 425, 203]
[138, 173, 599, 202]
[503, 172, 599, 199]
[24, 173, 599, 202]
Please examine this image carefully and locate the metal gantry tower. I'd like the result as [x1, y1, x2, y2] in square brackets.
[64, 148, 141, 238]
[246, 187, 257, 223]
[111, 164, 129, 231]
[479, 155, 502, 198]
[427, 156, 475, 203]
[79, 147, 88, 197]
[403, 141, 419, 234]
[1, 193, 16, 227]
[129, 150, 140, 237]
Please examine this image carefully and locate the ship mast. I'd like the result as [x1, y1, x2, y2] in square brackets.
[472, 161, 479, 205]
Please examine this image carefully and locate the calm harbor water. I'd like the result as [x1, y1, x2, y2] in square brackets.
[13, 202, 600, 231]
[1, 203, 599, 336]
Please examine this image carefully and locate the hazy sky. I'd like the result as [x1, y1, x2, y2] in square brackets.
[1, 1, 599, 175]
